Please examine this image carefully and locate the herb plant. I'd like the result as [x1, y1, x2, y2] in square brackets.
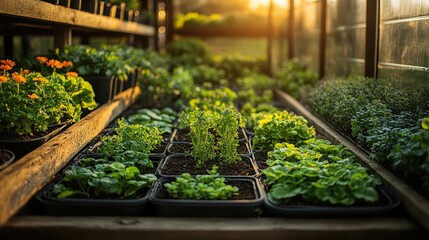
[215, 107, 245, 164]
[253, 110, 316, 150]
[181, 110, 218, 167]
[164, 166, 239, 200]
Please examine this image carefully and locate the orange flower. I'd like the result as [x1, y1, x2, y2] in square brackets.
[0, 65, 12, 71]
[0, 76, 8, 83]
[12, 72, 27, 84]
[66, 72, 78, 78]
[36, 56, 48, 64]
[22, 69, 30, 75]
[0, 59, 16, 67]
[28, 93, 39, 100]
[46, 59, 63, 69]
[33, 77, 48, 83]
[62, 61, 73, 67]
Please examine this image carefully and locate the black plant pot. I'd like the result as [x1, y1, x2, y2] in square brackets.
[84, 76, 115, 106]
[81, 0, 98, 13]
[0, 149, 15, 170]
[36, 176, 153, 216]
[0, 122, 69, 159]
[149, 177, 264, 217]
[263, 186, 401, 217]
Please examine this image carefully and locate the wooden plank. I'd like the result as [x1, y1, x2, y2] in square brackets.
[0, 216, 421, 240]
[0, 87, 141, 226]
[54, 26, 72, 50]
[275, 89, 429, 231]
[0, 0, 155, 36]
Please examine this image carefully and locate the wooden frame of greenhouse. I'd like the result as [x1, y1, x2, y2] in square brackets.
[0, 0, 428, 239]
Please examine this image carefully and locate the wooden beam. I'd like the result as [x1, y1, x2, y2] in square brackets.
[0, 0, 155, 36]
[0, 216, 421, 240]
[365, 0, 380, 78]
[319, 0, 327, 79]
[288, 0, 295, 60]
[165, 0, 174, 45]
[3, 35, 14, 58]
[0, 87, 141, 226]
[275, 89, 429, 231]
[54, 26, 72, 49]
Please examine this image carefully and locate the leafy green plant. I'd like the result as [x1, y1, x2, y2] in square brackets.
[187, 87, 237, 113]
[53, 162, 157, 198]
[275, 60, 317, 98]
[262, 141, 381, 205]
[253, 110, 316, 150]
[240, 103, 279, 130]
[166, 38, 211, 68]
[237, 89, 273, 106]
[215, 107, 246, 164]
[164, 166, 239, 200]
[126, 107, 177, 134]
[237, 73, 275, 90]
[181, 110, 218, 167]
[174, 12, 224, 29]
[99, 119, 162, 168]
[188, 64, 226, 88]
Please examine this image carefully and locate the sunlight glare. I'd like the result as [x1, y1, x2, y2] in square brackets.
[249, 0, 287, 9]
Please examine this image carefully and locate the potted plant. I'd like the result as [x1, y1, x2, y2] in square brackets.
[0, 59, 82, 158]
[150, 166, 264, 217]
[56, 45, 132, 105]
[261, 139, 400, 217]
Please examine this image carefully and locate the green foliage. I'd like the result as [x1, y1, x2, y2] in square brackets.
[164, 166, 239, 200]
[240, 103, 279, 130]
[166, 38, 211, 68]
[263, 141, 381, 205]
[174, 12, 224, 29]
[253, 110, 316, 150]
[126, 107, 177, 134]
[237, 73, 275, 90]
[237, 89, 273, 106]
[99, 119, 162, 168]
[215, 107, 246, 164]
[187, 87, 237, 113]
[53, 163, 157, 198]
[181, 110, 218, 167]
[188, 64, 227, 88]
[275, 60, 317, 98]
[0, 70, 76, 136]
[57, 45, 132, 81]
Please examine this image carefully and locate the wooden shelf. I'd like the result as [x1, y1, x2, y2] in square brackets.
[0, 0, 154, 36]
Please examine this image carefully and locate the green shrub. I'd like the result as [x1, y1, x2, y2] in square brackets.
[275, 60, 317, 98]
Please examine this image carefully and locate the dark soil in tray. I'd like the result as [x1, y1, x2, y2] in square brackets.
[156, 180, 256, 200]
[161, 155, 256, 176]
[172, 132, 191, 142]
[168, 142, 191, 154]
[152, 142, 168, 154]
[238, 139, 250, 155]
[253, 151, 269, 170]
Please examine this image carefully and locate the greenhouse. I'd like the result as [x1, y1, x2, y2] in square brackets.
[0, 0, 428, 239]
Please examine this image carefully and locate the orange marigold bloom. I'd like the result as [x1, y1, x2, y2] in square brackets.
[28, 93, 39, 100]
[0, 59, 16, 67]
[62, 61, 73, 67]
[0, 65, 12, 71]
[36, 56, 48, 64]
[0, 76, 8, 83]
[46, 59, 63, 69]
[22, 69, 30, 75]
[12, 72, 27, 84]
[33, 77, 48, 83]
[66, 72, 78, 77]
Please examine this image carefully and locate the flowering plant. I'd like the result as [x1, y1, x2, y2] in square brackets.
[0, 59, 76, 136]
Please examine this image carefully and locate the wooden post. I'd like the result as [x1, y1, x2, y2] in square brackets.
[288, 0, 294, 60]
[267, 0, 274, 77]
[54, 26, 72, 50]
[365, 0, 380, 78]
[153, 0, 159, 51]
[319, 0, 327, 79]
[165, 0, 174, 46]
